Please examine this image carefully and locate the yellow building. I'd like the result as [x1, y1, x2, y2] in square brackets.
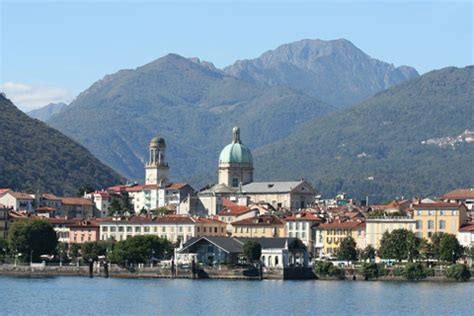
[231, 215, 286, 238]
[413, 202, 467, 239]
[314, 220, 366, 257]
[365, 217, 416, 249]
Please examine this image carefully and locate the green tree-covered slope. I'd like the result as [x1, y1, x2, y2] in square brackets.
[0, 94, 122, 195]
[254, 66, 474, 201]
[48, 54, 333, 182]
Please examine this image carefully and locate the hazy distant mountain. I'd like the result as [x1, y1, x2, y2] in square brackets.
[49, 54, 333, 182]
[254, 66, 474, 201]
[0, 94, 122, 195]
[224, 39, 419, 107]
[27, 102, 67, 121]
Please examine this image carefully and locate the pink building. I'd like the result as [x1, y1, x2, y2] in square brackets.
[69, 219, 100, 244]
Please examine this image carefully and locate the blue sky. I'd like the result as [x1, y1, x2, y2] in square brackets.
[1, 0, 472, 111]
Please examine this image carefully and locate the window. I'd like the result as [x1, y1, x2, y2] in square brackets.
[428, 220, 434, 229]
[214, 227, 217, 233]
[439, 211, 444, 216]
[162, 226, 166, 233]
[197, 227, 200, 233]
[110, 227, 116, 232]
[144, 226, 150, 233]
[428, 231, 433, 238]
[135, 227, 140, 232]
[302, 231, 306, 238]
[118, 226, 124, 232]
[428, 210, 434, 216]
[232, 178, 239, 187]
[439, 220, 446, 230]
[187, 226, 192, 232]
[127, 226, 132, 232]
[451, 210, 457, 216]
[416, 211, 422, 216]
[203, 227, 206, 233]
[416, 220, 423, 229]
[103, 227, 108, 232]
[179, 226, 183, 233]
[171, 227, 174, 232]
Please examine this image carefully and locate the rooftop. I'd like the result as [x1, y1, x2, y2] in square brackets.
[442, 188, 474, 200]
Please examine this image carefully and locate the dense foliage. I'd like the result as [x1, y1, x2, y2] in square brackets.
[0, 95, 122, 195]
[403, 262, 427, 281]
[446, 264, 471, 281]
[313, 261, 344, 279]
[360, 245, 376, 262]
[81, 241, 111, 261]
[438, 234, 463, 263]
[359, 262, 386, 280]
[7, 218, 58, 262]
[379, 229, 420, 261]
[243, 241, 262, 263]
[337, 236, 357, 261]
[109, 235, 173, 264]
[256, 66, 474, 201]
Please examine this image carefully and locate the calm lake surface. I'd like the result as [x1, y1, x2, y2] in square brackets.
[1, 276, 473, 315]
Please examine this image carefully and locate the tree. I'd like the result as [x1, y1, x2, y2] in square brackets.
[359, 262, 381, 280]
[120, 192, 132, 212]
[7, 218, 58, 262]
[446, 264, 471, 281]
[77, 184, 95, 197]
[69, 243, 81, 260]
[379, 229, 420, 262]
[438, 234, 463, 263]
[81, 241, 110, 261]
[430, 232, 446, 260]
[242, 241, 262, 263]
[361, 245, 376, 262]
[109, 235, 173, 264]
[418, 238, 432, 261]
[107, 199, 122, 216]
[337, 236, 357, 261]
[403, 262, 427, 281]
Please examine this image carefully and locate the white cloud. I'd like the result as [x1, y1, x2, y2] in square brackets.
[0, 81, 71, 112]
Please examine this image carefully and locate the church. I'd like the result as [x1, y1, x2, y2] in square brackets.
[178, 127, 316, 216]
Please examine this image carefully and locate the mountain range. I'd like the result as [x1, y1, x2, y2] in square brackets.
[45, 39, 418, 187]
[254, 66, 474, 201]
[0, 94, 122, 195]
[224, 39, 418, 107]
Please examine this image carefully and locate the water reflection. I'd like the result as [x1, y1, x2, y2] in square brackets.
[0, 277, 472, 315]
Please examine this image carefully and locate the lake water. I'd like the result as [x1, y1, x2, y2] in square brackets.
[1, 276, 473, 315]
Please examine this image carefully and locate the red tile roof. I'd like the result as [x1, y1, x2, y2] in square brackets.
[459, 224, 474, 232]
[42, 194, 61, 201]
[60, 197, 94, 206]
[319, 220, 366, 229]
[36, 206, 56, 212]
[9, 192, 34, 200]
[284, 212, 323, 222]
[0, 188, 11, 195]
[413, 202, 461, 209]
[166, 183, 190, 190]
[218, 199, 252, 216]
[442, 189, 474, 200]
[231, 215, 285, 227]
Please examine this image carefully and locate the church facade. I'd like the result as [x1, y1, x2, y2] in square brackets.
[178, 127, 316, 216]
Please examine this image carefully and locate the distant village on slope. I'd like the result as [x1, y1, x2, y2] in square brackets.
[0, 127, 473, 269]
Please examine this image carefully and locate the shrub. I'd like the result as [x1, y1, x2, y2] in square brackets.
[314, 261, 344, 278]
[425, 267, 435, 277]
[446, 264, 471, 282]
[404, 263, 427, 281]
[314, 261, 333, 277]
[393, 266, 405, 277]
[360, 262, 387, 280]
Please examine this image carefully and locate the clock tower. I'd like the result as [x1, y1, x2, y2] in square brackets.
[145, 135, 169, 186]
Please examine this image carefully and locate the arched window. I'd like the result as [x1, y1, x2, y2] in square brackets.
[275, 256, 279, 266]
[268, 256, 272, 267]
[261, 256, 265, 266]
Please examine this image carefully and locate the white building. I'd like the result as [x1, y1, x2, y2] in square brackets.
[458, 223, 474, 248]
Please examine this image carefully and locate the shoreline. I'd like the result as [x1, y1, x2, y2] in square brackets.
[0, 266, 472, 282]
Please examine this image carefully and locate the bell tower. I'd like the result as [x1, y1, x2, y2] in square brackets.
[145, 135, 169, 186]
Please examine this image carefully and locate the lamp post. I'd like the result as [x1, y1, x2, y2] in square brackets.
[30, 250, 33, 266]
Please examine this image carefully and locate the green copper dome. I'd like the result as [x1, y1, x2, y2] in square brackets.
[219, 127, 253, 164]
